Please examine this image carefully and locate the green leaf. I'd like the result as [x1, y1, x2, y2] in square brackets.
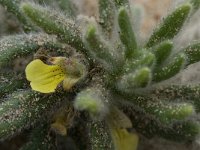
[153, 53, 186, 82]
[146, 4, 191, 47]
[160, 121, 200, 141]
[0, 0, 35, 32]
[130, 4, 144, 33]
[88, 121, 114, 150]
[114, 0, 129, 7]
[0, 90, 66, 140]
[99, 0, 115, 38]
[152, 40, 173, 65]
[190, 0, 200, 12]
[20, 124, 55, 150]
[21, 2, 87, 55]
[58, 0, 76, 17]
[0, 73, 26, 98]
[127, 95, 195, 125]
[122, 102, 200, 141]
[85, 24, 121, 72]
[149, 85, 200, 113]
[118, 7, 138, 59]
[0, 34, 60, 68]
[184, 43, 200, 66]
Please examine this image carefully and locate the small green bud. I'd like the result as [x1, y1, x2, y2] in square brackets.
[117, 67, 151, 93]
[152, 40, 173, 65]
[124, 51, 155, 73]
[74, 88, 108, 120]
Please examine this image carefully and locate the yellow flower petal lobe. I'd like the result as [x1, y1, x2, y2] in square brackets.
[110, 127, 139, 150]
[107, 107, 139, 150]
[51, 122, 67, 136]
[51, 105, 76, 136]
[25, 59, 65, 93]
[62, 77, 80, 90]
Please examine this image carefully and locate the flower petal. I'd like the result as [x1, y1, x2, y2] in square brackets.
[25, 59, 65, 93]
[30, 76, 64, 93]
[110, 127, 139, 150]
[63, 77, 80, 90]
[107, 107, 138, 150]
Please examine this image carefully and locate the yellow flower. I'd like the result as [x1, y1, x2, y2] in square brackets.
[107, 107, 139, 150]
[25, 57, 86, 93]
[110, 127, 139, 150]
[51, 105, 76, 136]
